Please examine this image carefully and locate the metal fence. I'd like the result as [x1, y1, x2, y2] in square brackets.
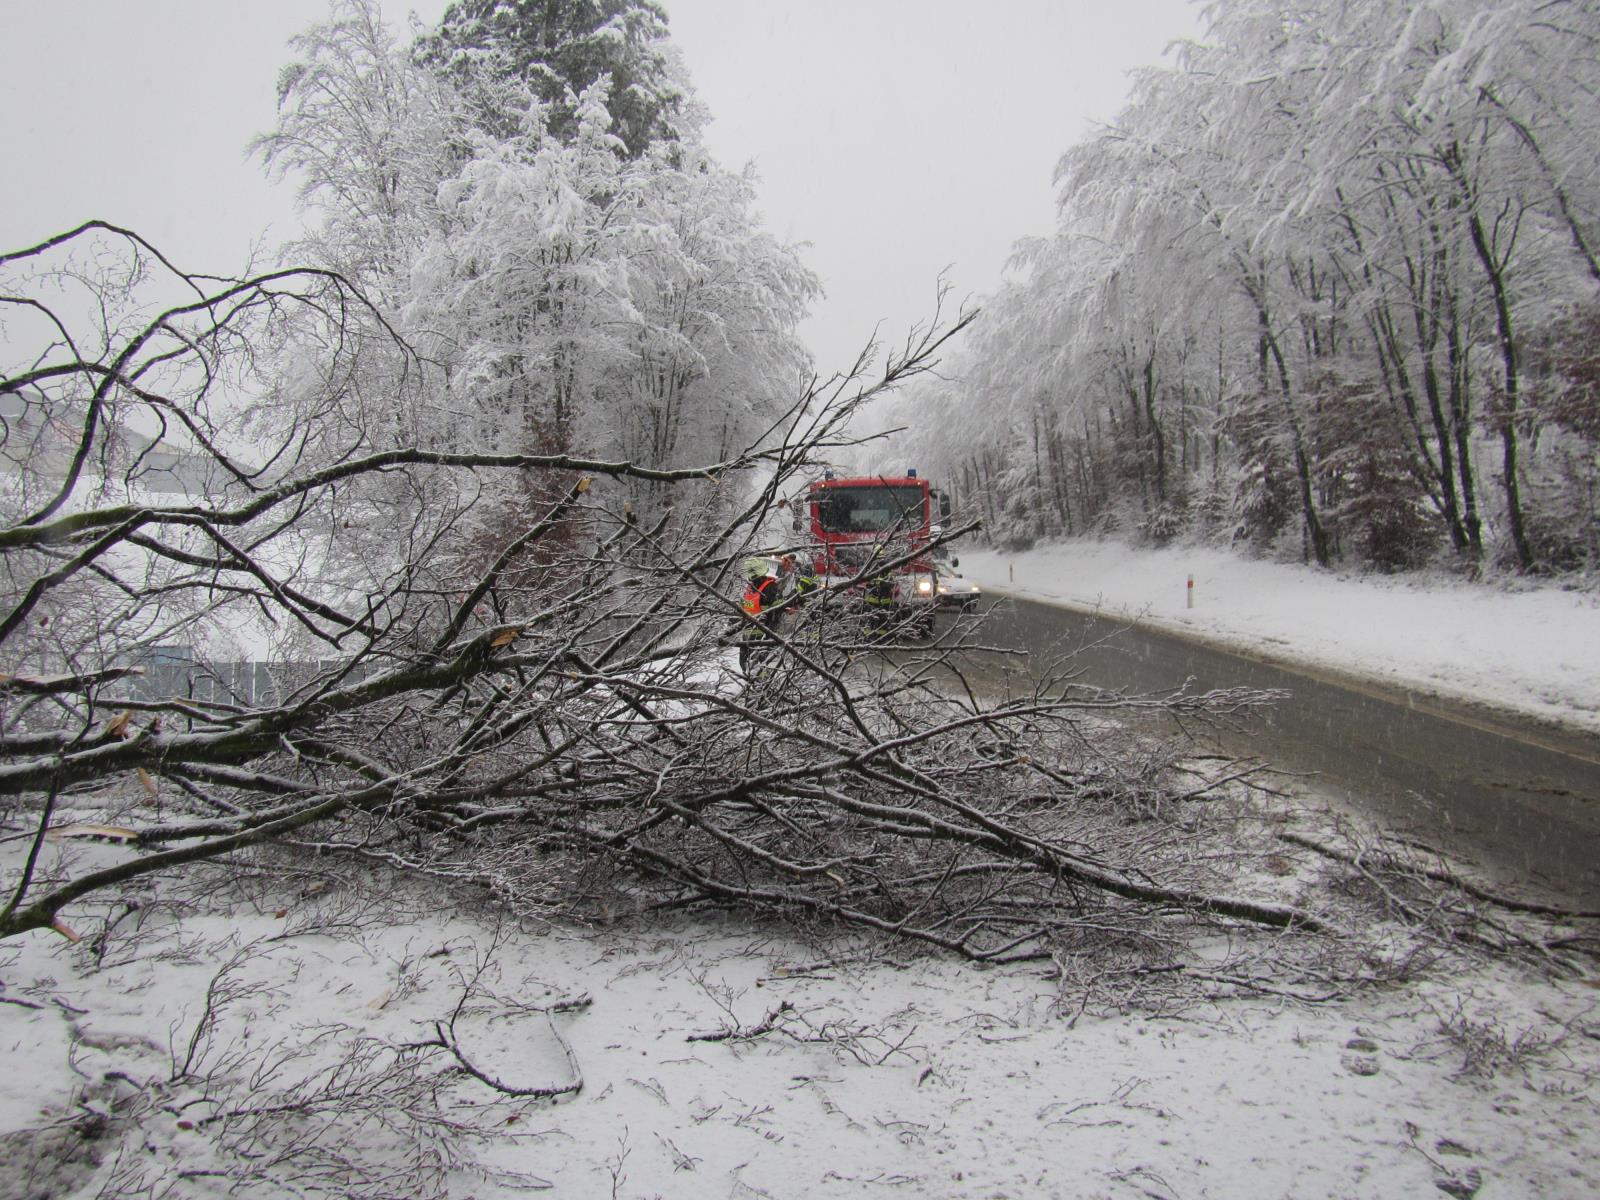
[127, 647, 377, 708]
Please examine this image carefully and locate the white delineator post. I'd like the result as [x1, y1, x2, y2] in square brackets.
[1187, 573, 1194, 609]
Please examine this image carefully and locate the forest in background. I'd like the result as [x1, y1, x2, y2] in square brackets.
[901, 0, 1600, 575]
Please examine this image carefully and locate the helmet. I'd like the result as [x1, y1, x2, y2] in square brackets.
[741, 556, 774, 582]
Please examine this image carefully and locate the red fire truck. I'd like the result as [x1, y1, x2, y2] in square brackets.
[792, 469, 951, 637]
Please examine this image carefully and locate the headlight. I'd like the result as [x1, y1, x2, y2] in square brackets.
[915, 576, 934, 595]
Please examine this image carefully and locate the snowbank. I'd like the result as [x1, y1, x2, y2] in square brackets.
[959, 540, 1600, 737]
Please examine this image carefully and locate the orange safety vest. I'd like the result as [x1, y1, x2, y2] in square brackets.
[742, 575, 778, 616]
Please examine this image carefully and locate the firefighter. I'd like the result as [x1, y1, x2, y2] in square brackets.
[863, 573, 898, 635]
[789, 553, 821, 597]
[740, 556, 785, 624]
[737, 555, 788, 676]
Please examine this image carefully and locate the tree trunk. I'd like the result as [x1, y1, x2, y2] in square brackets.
[1445, 289, 1484, 559]
[1466, 207, 1533, 571]
[1143, 350, 1167, 505]
[1256, 296, 1331, 567]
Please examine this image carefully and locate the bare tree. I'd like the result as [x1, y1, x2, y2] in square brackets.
[1, 223, 1318, 956]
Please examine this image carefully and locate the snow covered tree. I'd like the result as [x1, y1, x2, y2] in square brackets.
[911, 0, 1600, 575]
[257, 0, 814, 573]
[597, 144, 818, 510]
[253, 0, 465, 302]
[1531, 303, 1600, 568]
[400, 82, 816, 531]
[414, 0, 685, 156]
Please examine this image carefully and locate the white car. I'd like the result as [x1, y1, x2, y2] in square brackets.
[936, 569, 982, 612]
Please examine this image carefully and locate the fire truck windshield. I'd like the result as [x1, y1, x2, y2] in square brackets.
[814, 486, 926, 533]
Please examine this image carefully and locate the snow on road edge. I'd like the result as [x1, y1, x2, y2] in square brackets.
[958, 540, 1600, 738]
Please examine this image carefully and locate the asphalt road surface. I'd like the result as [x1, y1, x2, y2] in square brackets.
[952, 592, 1600, 908]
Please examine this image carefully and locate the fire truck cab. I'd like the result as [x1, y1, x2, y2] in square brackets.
[792, 469, 951, 636]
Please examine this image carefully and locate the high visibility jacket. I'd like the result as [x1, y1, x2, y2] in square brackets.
[863, 576, 897, 607]
[742, 574, 780, 616]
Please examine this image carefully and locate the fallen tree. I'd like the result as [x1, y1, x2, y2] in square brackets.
[2, 223, 1316, 954]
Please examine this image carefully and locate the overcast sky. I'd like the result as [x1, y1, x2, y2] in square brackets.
[1, 0, 1200, 376]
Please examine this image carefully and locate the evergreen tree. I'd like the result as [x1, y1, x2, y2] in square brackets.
[415, 0, 684, 157]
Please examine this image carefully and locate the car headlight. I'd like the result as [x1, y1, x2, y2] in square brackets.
[916, 576, 934, 595]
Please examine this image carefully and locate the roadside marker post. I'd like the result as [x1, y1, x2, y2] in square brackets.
[1187, 574, 1194, 609]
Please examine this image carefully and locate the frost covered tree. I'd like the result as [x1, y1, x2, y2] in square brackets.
[912, 0, 1600, 573]
[253, 0, 465, 302]
[596, 144, 819, 506]
[414, 0, 684, 156]
[398, 83, 817, 546]
[256, 0, 814, 551]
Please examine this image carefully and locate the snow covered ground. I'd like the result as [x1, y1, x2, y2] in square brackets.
[958, 540, 1600, 739]
[6, 541, 1600, 1199]
[4, 878, 1598, 1199]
